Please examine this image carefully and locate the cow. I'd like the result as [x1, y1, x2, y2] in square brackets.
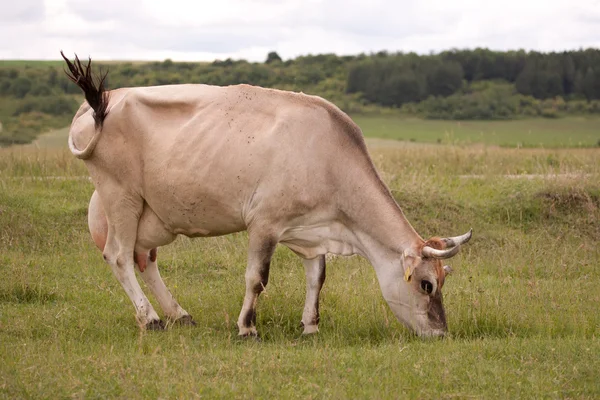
[62, 52, 472, 338]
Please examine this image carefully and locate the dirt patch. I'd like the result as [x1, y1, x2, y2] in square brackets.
[536, 186, 599, 213]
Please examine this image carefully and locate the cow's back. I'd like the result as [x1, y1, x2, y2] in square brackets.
[71, 83, 372, 237]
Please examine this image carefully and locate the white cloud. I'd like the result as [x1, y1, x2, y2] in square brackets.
[0, 0, 46, 23]
[0, 0, 598, 61]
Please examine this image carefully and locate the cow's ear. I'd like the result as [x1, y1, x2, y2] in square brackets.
[402, 248, 420, 282]
[443, 265, 453, 276]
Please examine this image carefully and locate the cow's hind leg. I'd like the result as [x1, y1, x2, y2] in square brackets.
[101, 194, 164, 330]
[301, 255, 326, 334]
[138, 249, 196, 326]
[237, 232, 277, 337]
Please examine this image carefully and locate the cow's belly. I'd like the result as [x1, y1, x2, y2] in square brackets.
[143, 190, 247, 238]
[171, 213, 247, 238]
[279, 221, 362, 259]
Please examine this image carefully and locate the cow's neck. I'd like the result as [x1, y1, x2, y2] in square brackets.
[340, 176, 422, 264]
[279, 185, 419, 264]
[280, 155, 422, 265]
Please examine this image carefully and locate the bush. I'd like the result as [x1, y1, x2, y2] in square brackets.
[0, 112, 73, 146]
[10, 77, 32, 98]
[13, 96, 78, 116]
[30, 84, 53, 96]
[0, 79, 10, 95]
[540, 108, 559, 118]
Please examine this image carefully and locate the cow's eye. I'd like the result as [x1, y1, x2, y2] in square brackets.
[420, 280, 433, 295]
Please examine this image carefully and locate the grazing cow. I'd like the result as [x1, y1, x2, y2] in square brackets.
[63, 52, 472, 338]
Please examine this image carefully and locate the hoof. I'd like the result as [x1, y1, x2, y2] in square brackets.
[175, 315, 197, 326]
[145, 319, 165, 331]
[302, 324, 319, 335]
[238, 327, 260, 341]
[238, 333, 261, 342]
[300, 321, 319, 335]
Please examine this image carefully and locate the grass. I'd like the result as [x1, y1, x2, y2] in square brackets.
[353, 115, 600, 148]
[1, 129, 599, 398]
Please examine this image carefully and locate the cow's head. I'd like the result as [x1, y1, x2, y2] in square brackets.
[380, 229, 472, 338]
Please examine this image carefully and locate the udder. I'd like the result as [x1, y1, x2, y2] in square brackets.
[87, 191, 176, 272]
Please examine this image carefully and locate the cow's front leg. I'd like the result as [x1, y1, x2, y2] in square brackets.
[301, 255, 326, 334]
[237, 234, 277, 337]
[137, 249, 195, 326]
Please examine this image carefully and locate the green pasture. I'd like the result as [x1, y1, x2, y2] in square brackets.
[0, 60, 66, 68]
[354, 115, 600, 148]
[0, 134, 599, 398]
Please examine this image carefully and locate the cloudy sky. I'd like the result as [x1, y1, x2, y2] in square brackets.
[1, 0, 599, 62]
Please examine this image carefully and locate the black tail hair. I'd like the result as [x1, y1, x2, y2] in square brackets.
[60, 51, 110, 129]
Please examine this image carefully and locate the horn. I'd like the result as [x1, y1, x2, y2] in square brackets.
[422, 245, 461, 259]
[441, 228, 473, 248]
[443, 265, 453, 275]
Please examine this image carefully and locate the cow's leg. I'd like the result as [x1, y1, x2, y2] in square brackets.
[237, 234, 277, 337]
[137, 249, 196, 326]
[101, 194, 163, 330]
[301, 255, 326, 334]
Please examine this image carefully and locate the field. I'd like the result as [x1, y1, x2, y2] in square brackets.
[0, 60, 67, 67]
[1, 119, 599, 398]
[354, 115, 600, 148]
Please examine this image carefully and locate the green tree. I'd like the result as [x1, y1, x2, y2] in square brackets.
[265, 52, 282, 64]
[384, 71, 425, 106]
[47, 68, 58, 87]
[561, 54, 576, 95]
[426, 61, 463, 97]
[30, 84, 52, 96]
[516, 61, 539, 97]
[542, 71, 564, 98]
[10, 77, 32, 98]
[582, 68, 595, 100]
[346, 63, 371, 94]
[0, 78, 10, 95]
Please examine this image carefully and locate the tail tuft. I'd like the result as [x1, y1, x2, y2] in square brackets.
[60, 51, 110, 129]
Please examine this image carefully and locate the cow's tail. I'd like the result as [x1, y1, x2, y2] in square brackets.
[60, 51, 110, 159]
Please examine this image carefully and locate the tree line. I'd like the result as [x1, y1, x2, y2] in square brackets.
[1, 48, 599, 145]
[346, 49, 600, 105]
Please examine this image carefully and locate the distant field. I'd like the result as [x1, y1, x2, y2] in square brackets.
[0, 60, 66, 67]
[353, 115, 600, 148]
[23, 127, 70, 149]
